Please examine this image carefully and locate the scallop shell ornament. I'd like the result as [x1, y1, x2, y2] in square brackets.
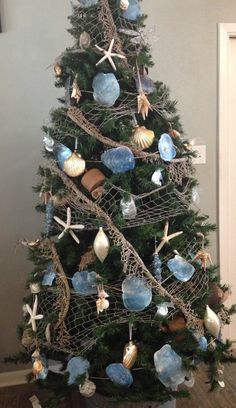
[123, 341, 138, 369]
[120, 0, 129, 10]
[93, 227, 110, 262]
[204, 305, 220, 338]
[63, 152, 86, 177]
[131, 126, 155, 150]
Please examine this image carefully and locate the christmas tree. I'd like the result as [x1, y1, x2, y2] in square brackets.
[14, 0, 236, 406]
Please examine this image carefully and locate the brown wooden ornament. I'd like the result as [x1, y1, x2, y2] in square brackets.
[81, 168, 105, 194]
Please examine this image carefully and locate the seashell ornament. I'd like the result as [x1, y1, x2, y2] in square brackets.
[96, 297, 110, 314]
[204, 305, 220, 338]
[120, 0, 129, 10]
[131, 126, 155, 150]
[79, 31, 91, 49]
[93, 227, 110, 262]
[63, 151, 86, 177]
[30, 282, 41, 294]
[123, 341, 138, 369]
[79, 378, 96, 398]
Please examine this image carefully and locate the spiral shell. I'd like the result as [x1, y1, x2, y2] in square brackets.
[120, 0, 129, 10]
[63, 152, 86, 177]
[131, 126, 155, 150]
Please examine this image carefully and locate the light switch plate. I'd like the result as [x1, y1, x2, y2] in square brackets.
[192, 145, 206, 164]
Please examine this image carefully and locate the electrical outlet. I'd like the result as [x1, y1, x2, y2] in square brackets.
[192, 145, 206, 165]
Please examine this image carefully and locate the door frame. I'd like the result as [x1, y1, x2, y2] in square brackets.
[218, 23, 236, 340]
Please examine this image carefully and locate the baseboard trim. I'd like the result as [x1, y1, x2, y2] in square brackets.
[0, 369, 30, 387]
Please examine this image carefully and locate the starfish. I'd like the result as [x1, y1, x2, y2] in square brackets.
[155, 221, 183, 254]
[53, 207, 84, 245]
[26, 295, 44, 332]
[95, 38, 126, 71]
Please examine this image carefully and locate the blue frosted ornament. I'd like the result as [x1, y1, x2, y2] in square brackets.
[79, 0, 98, 7]
[54, 143, 72, 170]
[167, 255, 195, 282]
[106, 363, 133, 387]
[45, 199, 54, 235]
[152, 254, 162, 282]
[198, 336, 208, 352]
[154, 344, 186, 388]
[66, 357, 90, 386]
[92, 73, 120, 107]
[122, 276, 152, 312]
[134, 74, 156, 95]
[72, 271, 98, 296]
[122, 0, 141, 21]
[158, 133, 176, 162]
[101, 147, 135, 174]
[42, 262, 56, 286]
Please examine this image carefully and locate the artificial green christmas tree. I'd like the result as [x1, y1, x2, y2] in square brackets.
[14, 0, 236, 406]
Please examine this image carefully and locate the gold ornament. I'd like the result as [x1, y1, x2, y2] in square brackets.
[204, 305, 220, 338]
[54, 63, 62, 76]
[137, 91, 152, 120]
[123, 341, 138, 369]
[120, 0, 129, 10]
[131, 126, 155, 150]
[63, 151, 86, 177]
[93, 227, 110, 262]
[71, 78, 82, 103]
[79, 379, 96, 398]
[79, 31, 91, 49]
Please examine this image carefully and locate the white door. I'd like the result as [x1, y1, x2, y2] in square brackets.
[219, 24, 236, 341]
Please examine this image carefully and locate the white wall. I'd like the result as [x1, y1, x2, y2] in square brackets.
[1, 0, 236, 372]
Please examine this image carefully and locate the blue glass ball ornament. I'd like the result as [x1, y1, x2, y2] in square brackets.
[92, 73, 120, 107]
[152, 254, 162, 282]
[154, 344, 186, 388]
[53, 143, 72, 170]
[42, 262, 56, 287]
[101, 147, 135, 174]
[122, 276, 152, 312]
[122, 0, 141, 21]
[66, 357, 90, 386]
[106, 363, 133, 387]
[79, 0, 98, 7]
[45, 200, 54, 235]
[158, 133, 177, 162]
[167, 255, 195, 282]
[72, 271, 98, 296]
[198, 336, 208, 352]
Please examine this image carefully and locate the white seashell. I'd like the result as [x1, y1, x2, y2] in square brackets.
[45, 323, 51, 343]
[131, 126, 155, 150]
[93, 227, 110, 262]
[79, 31, 91, 49]
[63, 152, 86, 177]
[96, 297, 110, 314]
[151, 169, 163, 186]
[120, 0, 129, 10]
[79, 379, 96, 398]
[204, 305, 220, 338]
[30, 283, 41, 294]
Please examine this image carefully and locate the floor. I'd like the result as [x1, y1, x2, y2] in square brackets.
[0, 364, 235, 407]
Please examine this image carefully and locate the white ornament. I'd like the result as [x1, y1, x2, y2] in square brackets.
[30, 283, 41, 294]
[45, 323, 51, 343]
[120, 0, 129, 10]
[43, 135, 55, 152]
[151, 169, 163, 186]
[204, 305, 220, 338]
[26, 296, 44, 332]
[93, 227, 110, 262]
[95, 38, 126, 71]
[79, 379, 96, 398]
[54, 207, 84, 245]
[96, 297, 110, 314]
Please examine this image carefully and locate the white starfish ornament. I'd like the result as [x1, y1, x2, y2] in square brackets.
[95, 38, 126, 71]
[26, 295, 44, 332]
[53, 207, 84, 245]
[155, 221, 183, 254]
